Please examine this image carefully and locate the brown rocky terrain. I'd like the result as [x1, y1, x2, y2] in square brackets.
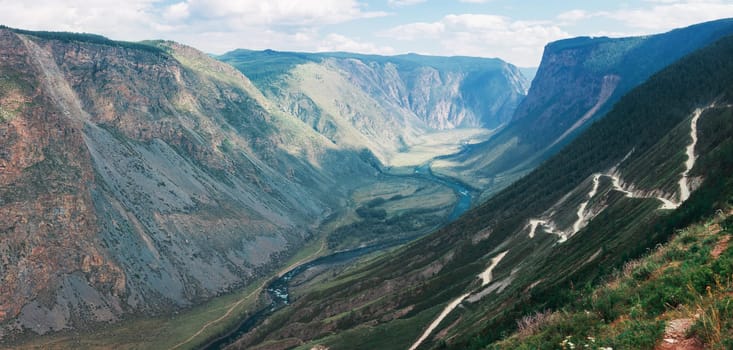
[0, 29, 126, 333]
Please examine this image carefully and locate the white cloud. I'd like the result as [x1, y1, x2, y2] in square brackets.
[0, 0, 161, 41]
[443, 14, 507, 30]
[380, 14, 569, 66]
[608, 1, 733, 31]
[558, 1, 733, 32]
[0, 0, 394, 61]
[383, 22, 446, 40]
[459, 0, 492, 3]
[0, 0, 389, 39]
[556, 9, 593, 22]
[317, 34, 396, 54]
[388, 0, 426, 7]
[150, 0, 393, 55]
[167, 0, 388, 27]
[163, 2, 190, 22]
[643, 0, 686, 3]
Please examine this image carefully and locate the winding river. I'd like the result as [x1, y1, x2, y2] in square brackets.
[200, 166, 473, 350]
[412, 163, 472, 221]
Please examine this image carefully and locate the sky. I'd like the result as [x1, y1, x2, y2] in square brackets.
[1, 1, 733, 66]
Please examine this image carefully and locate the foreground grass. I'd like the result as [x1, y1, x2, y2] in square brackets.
[492, 210, 733, 350]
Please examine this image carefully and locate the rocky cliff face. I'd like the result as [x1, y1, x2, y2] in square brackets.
[326, 54, 528, 130]
[0, 30, 126, 331]
[0, 29, 377, 335]
[509, 17, 733, 147]
[218, 51, 528, 162]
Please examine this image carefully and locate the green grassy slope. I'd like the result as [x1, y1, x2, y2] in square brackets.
[229, 34, 733, 350]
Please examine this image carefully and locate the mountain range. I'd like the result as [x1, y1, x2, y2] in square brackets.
[0, 18, 732, 350]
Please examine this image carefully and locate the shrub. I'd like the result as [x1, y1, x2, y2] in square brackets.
[608, 319, 664, 349]
[516, 310, 557, 338]
[688, 280, 733, 349]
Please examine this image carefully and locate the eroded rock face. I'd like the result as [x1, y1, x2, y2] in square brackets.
[313, 55, 528, 130]
[0, 30, 125, 331]
[219, 51, 529, 140]
[0, 30, 373, 335]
